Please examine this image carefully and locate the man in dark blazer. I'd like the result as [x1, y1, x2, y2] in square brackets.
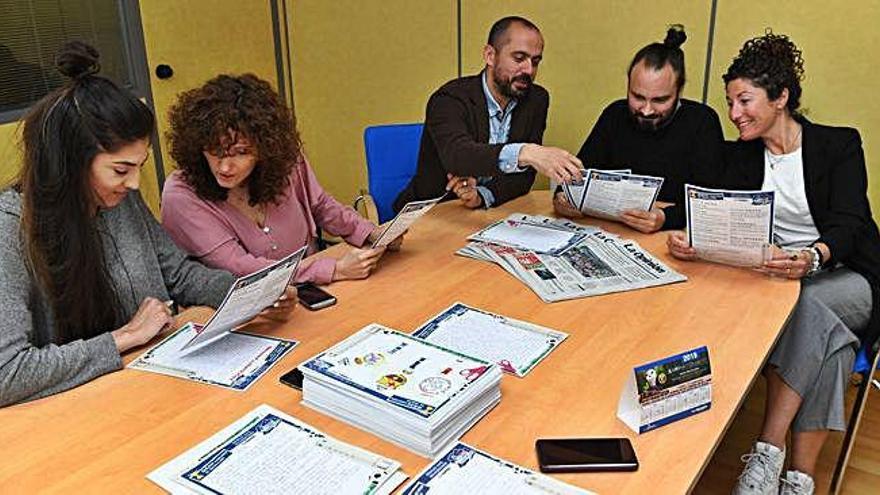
[394, 16, 582, 212]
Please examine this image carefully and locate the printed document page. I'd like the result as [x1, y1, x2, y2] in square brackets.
[181, 247, 305, 353]
[468, 217, 586, 255]
[581, 170, 663, 220]
[128, 322, 295, 391]
[401, 442, 594, 495]
[413, 303, 568, 377]
[148, 404, 406, 495]
[301, 324, 493, 419]
[686, 185, 774, 267]
[372, 195, 444, 248]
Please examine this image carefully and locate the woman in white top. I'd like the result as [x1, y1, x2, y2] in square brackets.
[668, 32, 880, 495]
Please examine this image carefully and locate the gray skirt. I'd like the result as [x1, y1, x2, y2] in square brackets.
[769, 266, 872, 432]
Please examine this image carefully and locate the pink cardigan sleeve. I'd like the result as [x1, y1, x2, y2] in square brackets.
[298, 156, 375, 246]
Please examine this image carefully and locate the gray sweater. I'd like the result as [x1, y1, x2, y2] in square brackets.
[0, 189, 234, 406]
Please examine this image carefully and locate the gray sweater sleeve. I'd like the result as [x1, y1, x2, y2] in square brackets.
[0, 212, 122, 407]
[135, 194, 234, 307]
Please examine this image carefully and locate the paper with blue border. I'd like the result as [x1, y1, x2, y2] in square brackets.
[617, 346, 712, 434]
[685, 184, 775, 267]
[372, 194, 445, 248]
[180, 246, 306, 354]
[147, 404, 407, 495]
[580, 169, 663, 220]
[411, 302, 568, 377]
[300, 324, 496, 419]
[128, 322, 295, 391]
[401, 442, 595, 495]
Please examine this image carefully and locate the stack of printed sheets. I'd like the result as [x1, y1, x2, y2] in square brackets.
[299, 324, 503, 458]
[458, 213, 687, 302]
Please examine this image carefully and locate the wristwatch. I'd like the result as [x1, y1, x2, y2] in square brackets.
[806, 246, 823, 276]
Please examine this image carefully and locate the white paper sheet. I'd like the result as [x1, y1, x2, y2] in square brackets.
[412, 303, 568, 377]
[401, 442, 594, 495]
[468, 218, 586, 255]
[181, 247, 305, 353]
[128, 322, 295, 391]
[580, 170, 663, 220]
[148, 404, 406, 495]
[372, 195, 445, 248]
[685, 184, 774, 267]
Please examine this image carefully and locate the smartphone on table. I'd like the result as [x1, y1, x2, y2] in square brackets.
[279, 367, 304, 390]
[294, 282, 337, 310]
[535, 437, 638, 473]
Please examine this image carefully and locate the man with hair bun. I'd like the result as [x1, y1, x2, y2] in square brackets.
[555, 25, 725, 233]
[395, 16, 583, 212]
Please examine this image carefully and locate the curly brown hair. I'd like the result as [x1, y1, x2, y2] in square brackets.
[723, 30, 805, 115]
[167, 73, 301, 205]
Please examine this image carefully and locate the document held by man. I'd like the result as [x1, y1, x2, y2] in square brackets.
[128, 322, 295, 391]
[372, 195, 445, 248]
[401, 442, 595, 495]
[180, 247, 306, 353]
[578, 170, 664, 220]
[147, 404, 407, 495]
[458, 214, 687, 302]
[412, 302, 568, 377]
[685, 184, 775, 267]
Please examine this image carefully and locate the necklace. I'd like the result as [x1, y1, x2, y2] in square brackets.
[228, 190, 268, 228]
[765, 125, 803, 170]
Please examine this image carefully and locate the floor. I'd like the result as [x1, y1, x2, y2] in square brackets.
[694, 374, 880, 494]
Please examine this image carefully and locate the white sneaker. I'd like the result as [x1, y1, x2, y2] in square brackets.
[732, 441, 786, 495]
[780, 470, 815, 495]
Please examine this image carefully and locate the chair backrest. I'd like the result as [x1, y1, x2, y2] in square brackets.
[363, 123, 423, 223]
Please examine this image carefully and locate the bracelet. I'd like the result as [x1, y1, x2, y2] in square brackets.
[806, 246, 822, 276]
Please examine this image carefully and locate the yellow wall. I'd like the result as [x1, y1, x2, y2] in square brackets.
[460, 1, 713, 189]
[707, 1, 880, 210]
[0, 121, 21, 186]
[3, 2, 879, 214]
[0, 1, 277, 215]
[139, 0, 279, 214]
[288, 1, 458, 204]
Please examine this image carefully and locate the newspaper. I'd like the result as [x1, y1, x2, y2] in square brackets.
[457, 214, 686, 303]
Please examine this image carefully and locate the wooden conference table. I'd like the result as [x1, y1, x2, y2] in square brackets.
[0, 191, 800, 494]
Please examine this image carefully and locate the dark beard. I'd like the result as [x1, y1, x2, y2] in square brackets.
[495, 73, 533, 99]
[630, 97, 679, 131]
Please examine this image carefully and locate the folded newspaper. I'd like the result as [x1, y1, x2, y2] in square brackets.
[457, 214, 687, 302]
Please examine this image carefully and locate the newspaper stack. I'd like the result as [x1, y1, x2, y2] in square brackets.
[299, 324, 502, 458]
[458, 214, 687, 302]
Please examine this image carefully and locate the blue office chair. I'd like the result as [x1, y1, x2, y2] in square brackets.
[357, 123, 424, 224]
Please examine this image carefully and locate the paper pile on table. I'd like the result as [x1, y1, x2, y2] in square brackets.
[458, 214, 687, 302]
[299, 324, 502, 458]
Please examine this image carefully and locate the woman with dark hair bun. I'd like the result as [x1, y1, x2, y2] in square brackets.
[161, 74, 401, 285]
[0, 42, 280, 407]
[668, 31, 880, 494]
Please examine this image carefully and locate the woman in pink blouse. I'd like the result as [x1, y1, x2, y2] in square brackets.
[161, 74, 399, 284]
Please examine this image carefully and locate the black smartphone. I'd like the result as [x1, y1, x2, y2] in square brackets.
[535, 438, 638, 473]
[295, 282, 337, 310]
[279, 367, 304, 390]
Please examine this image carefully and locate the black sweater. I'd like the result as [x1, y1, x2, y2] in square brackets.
[723, 118, 880, 355]
[576, 99, 725, 229]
